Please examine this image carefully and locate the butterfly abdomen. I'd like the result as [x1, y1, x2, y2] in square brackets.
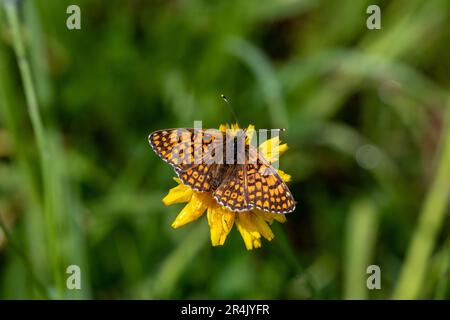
[224, 134, 248, 165]
[210, 165, 231, 190]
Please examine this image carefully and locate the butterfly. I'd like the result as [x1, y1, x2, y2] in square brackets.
[148, 128, 296, 214]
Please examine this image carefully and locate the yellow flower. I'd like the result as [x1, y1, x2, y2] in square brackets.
[162, 124, 291, 250]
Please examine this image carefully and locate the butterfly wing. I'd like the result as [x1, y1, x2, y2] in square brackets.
[213, 165, 251, 211]
[175, 164, 223, 192]
[245, 146, 295, 214]
[149, 128, 225, 192]
[148, 128, 224, 169]
[211, 145, 295, 214]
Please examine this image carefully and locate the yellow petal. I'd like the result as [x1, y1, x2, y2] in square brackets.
[258, 210, 287, 224]
[278, 143, 288, 155]
[245, 124, 256, 145]
[162, 178, 193, 206]
[219, 124, 229, 132]
[235, 212, 275, 249]
[258, 136, 288, 163]
[171, 192, 208, 228]
[277, 169, 291, 183]
[231, 123, 240, 131]
[235, 212, 261, 250]
[207, 206, 235, 246]
[220, 123, 256, 145]
[252, 212, 275, 241]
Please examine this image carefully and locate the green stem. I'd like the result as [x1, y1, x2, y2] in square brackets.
[393, 97, 450, 299]
[3, 1, 63, 298]
[434, 237, 450, 299]
[344, 199, 378, 300]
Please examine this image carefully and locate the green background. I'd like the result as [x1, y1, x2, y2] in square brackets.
[0, 0, 449, 299]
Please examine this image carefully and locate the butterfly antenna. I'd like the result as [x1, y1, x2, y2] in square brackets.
[221, 94, 239, 126]
[260, 128, 287, 132]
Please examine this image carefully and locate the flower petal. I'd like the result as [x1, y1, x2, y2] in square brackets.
[162, 178, 193, 205]
[235, 212, 262, 250]
[219, 124, 229, 132]
[252, 212, 275, 241]
[277, 143, 288, 155]
[235, 212, 275, 249]
[231, 123, 240, 132]
[171, 192, 208, 228]
[257, 210, 287, 224]
[246, 124, 256, 144]
[258, 136, 288, 163]
[277, 169, 291, 183]
[207, 206, 235, 246]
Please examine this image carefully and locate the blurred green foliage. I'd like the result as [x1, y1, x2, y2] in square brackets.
[0, 0, 449, 299]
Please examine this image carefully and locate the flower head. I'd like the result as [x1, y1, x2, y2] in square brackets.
[162, 124, 292, 250]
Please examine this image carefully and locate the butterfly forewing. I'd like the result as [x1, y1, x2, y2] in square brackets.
[149, 128, 222, 171]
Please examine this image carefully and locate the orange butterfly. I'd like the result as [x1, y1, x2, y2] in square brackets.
[149, 128, 295, 214]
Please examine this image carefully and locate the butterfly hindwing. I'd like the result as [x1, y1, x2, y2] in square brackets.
[213, 165, 250, 212]
[176, 163, 219, 192]
[246, 146, 295, 214]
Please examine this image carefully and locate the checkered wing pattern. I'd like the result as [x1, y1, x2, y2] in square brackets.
[213, 165, 250, 211]
[149, 128, 221, 171]
[176, 163, 220, 192]
[149, 128, 225, 192]
[150, 128, 295, 213]
[245, 146, 295, 213]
